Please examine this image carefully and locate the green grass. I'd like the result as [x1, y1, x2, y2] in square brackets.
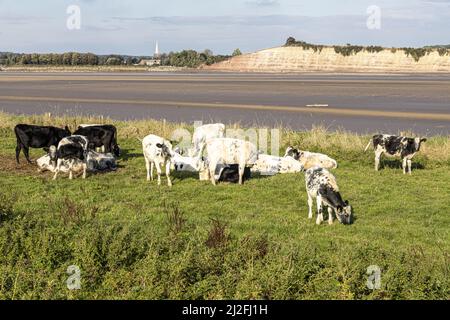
[0, 114, 449, 300]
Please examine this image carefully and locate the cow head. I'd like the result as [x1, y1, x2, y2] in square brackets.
[284, 146, 301, 160]
[48, 145, 58, 167]
[113, 144, 121, 157]
[61, 126, 71, 138]
[156, 143, 172, 157]
[414, 137, 427, 152]
[336, 200, 353, 225]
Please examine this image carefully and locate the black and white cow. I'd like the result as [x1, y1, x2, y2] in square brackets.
[364, 134, 427, 174]
[50, 135, 89, 180]
[142, 134, 174, 187]
[305, 167, 353, 225]
[14, 124, 71, 164]
[74, 125, 121, 157]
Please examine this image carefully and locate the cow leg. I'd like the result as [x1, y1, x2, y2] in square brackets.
[407, 159, 412, 175]
[154, 162, 162, 186]
[165, 160, 172, 187]
[23, 147, 32, 164]
[209, 161, 217, 186]
[402, 157, 407, 174]
[307, 194, 313, 219]
[15, 143, 22, 164]
[238, 164, 245, 185]
[374, 152, 381, 171]
[82, 162, 87, 179]
[328, 207, 334, 225]
[316, 196, 323, 225]
[145, 157, 151, 181]
[68, 160, 74, 180]
[53, 159, 62, 180]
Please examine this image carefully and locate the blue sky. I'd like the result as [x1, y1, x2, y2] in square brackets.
[1, 0, 450, 55]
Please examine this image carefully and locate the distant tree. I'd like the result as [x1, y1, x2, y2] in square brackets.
[285, 37, 296, 46]
[62, 52, 72, 65]
[203, 49, 213, 56]
[30, 53, 40, 64]
[232, 48, 242, 56]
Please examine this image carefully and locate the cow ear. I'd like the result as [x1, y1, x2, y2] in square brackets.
[344, 200, 349, 206]
[64, 126, 69, 131]
[421, 138, 427, 143]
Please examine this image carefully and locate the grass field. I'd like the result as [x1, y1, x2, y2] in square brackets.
[0, 112, 449, 300]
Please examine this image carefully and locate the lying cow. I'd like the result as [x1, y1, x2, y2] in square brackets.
[74, 124, 121, 157]
[142, 134, 174, 187]
[14, 124, 71, 164]
[172, 148, 200, 172]
[364, 134, 427, 174]
[50, 135, 89, 180]
[199, 138, 258, 185]
[189, 123, 225, 157]
[285, 147, 337, 170]
[305, 167, 353, 225]
[251, 154, 304, 175]
[37, 151, 116, 174]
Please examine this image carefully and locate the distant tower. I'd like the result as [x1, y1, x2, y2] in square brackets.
[154, 41, 160, 58]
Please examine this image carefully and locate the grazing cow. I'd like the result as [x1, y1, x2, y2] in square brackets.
[364, 134, 427, 174]
[285, 147, 337, 170]
[199, 138, 258, 185]
[74, 125, 121, 157]
[50, 135, 89, 180]
[142, 134, 174, 187]
[198, 161, 252, 183]
[14, 124, 71, 164]
[305, 167, 353, 225]
[252, 154, 304, 175]
[189, 123, 225, 157]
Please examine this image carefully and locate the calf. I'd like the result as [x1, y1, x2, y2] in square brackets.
[200, 138, 258, 185]
[285, 147, 337, 170]
[198, 161, 251, 183]
[86, 151, 117, 172]
[74, 125, 121, 157]
[142, 134, 174, 187]
[50, 135, 89, 180]
[252, 154, 304, 175]
[172, 149, 200, 172]
[305, 167, 353, 225]
[14, 124, 71, 164]
[189, 123, 225, 157]
[364, 134, 427, 174]
[37, 154, 84, 174]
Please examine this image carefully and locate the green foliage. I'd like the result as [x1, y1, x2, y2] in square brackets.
[401, 47, 432, 62]
[161, 50, 231, 68]
[333, 44, 364, 56]
[365, 46, 384, 53]
[232, 48, 242, 56]
[284, 37, 324, 53]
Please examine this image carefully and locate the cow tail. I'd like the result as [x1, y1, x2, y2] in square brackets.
[364, 140, 373, 152]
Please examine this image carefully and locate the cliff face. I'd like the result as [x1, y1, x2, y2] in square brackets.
[204, 47, 450, 72]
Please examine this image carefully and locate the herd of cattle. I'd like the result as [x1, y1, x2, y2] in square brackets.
[13, 123, 428, 226]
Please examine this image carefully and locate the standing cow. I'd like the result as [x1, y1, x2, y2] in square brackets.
[189, 123, 225, 157]
[364, 134, 427, 174]
[199, 138, 258, 185]
[74, 125, 121, 157]
[305, 167, 353, 225]
[142, 134, 174, 187]
[14, 124, 71, 164]
[50, 135, 89, 180]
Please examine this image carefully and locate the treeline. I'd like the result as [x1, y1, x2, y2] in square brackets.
[284, 37, 450, 62]
[0, 52, 150, 66]
[0, 49, 238, 67]
[159, 50, 233, 68]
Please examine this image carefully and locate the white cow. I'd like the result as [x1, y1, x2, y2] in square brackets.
[142, 134, 174, 187]
[285, 147, 338, 170]
[200, 138, 258, 185]
[252, 154, 304, 175]
[37, 151, 116, 174]
[51, 135, 89, 180]
[189, 123, 225, 157]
